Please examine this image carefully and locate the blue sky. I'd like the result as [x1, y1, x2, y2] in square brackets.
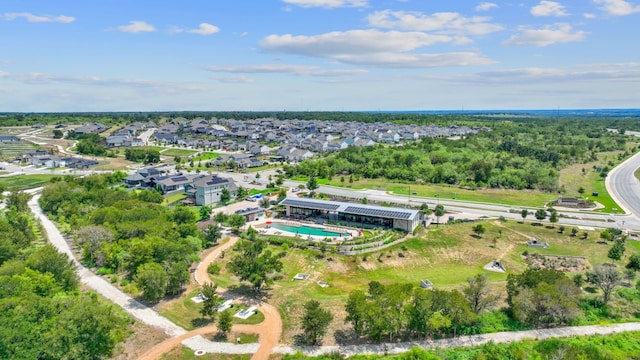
[1, 0, 639, 111]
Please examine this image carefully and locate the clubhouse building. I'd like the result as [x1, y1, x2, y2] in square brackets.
[279, 197, 425, 232]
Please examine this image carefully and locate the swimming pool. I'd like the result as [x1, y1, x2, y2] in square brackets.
[271, 223, 350, 237]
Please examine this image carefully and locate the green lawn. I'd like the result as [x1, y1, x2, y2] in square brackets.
[191, 152, 220, 162]
[162, 192, 187, 205]
[0, 174, 62, 191]
[161, 148, 198, 157]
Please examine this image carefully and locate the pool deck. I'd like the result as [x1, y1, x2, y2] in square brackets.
[249, 217, 359, 242]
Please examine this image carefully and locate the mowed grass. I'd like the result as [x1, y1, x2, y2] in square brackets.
[558, 150, 625, 213]
[291, 176, 554, 207]
[208, 220, 627, 341]
[159, 289, 265, 331]
[191, 152, 220, 162]
[0, 174, 61, 191]
[161, 148, 198, 157]
[162, 192, 187, 205]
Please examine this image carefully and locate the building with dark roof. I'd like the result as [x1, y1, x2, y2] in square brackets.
[186, 174, 237, 205]
[279, 197, 424, 232]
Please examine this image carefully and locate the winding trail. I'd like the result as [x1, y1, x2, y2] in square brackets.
[139, 235, 283, 360]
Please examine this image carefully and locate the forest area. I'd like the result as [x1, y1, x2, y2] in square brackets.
[284, 118, 632, 192]
[0, 191, 130, 359]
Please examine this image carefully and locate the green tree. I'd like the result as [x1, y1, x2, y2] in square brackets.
[199, 282, 220, 319]
[228, 214, 246, 231]
[344, 290, 368, 336]
[203, 224, 222, 247]
[608, 239, 626, 261]
[226, 239, 283, 291]
[7, 191, 32, 212]
[277, 188, 288, 202]
[52, 129, 64, 138]
[307, 176, 319, 195]
[520, 209, 529, 222]
[165, 261, 189, 296]
[626, 254, 640, 271]
[26, 244, 79, 292]
[471, 224, 485, 238]
[587, 265, 621, 304]
[135, 262, 167, 303]
[534, 209, 547, 222]
[301, 300, 333, 345]
[220, 188, 231, 204]
[172, 206, 196, 225]
[571, 227, 579, 237]
[463, 274, 497, 314]
[217, 309, 233, 335]
[259, 197, 270, 209]
[549, 209, 559, 225]
[214, 212, 228, 223]
[434, 204, 445, 225]
[512, 279, 581, 327]
[199, 206, 212, 221]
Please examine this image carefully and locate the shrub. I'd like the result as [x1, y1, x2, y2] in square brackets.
[207, 263, 221, 275]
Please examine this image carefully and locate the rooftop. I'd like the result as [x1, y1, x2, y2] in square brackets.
[279, 197, 421, 221]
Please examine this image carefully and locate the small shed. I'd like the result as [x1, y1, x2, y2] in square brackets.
[527, 238, 550, 248]
[293, 273, 309, 281]
[419, 279, 433, 289]
[484, 260, 506, 273]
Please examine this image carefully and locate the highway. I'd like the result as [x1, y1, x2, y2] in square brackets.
[606, 149, 640, 229]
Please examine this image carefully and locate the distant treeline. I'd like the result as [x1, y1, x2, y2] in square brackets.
[1, 111, 640, 131]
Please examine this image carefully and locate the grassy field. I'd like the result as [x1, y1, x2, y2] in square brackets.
[207, 220, 634, 343]
[0, 174, 61, 191]
[158, 289, 265, 331]
[191, 152, 220, 162]
[0, 141, 38, 160]
[292, 176, 555, 207]
[558, 150, 626, 213]
[162, 192, 188, 206]
[161, 148, 198, 157]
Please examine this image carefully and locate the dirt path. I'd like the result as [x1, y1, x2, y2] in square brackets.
[139, 235, 283, 360]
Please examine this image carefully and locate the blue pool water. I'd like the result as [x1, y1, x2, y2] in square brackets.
[271, 223, 350, 237]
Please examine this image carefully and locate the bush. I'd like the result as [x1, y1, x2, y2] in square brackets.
[97, 267, 113, 275]
[207, 263, 221, 275]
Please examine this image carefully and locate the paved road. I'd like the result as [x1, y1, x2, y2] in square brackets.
[606, 149, 640, 229]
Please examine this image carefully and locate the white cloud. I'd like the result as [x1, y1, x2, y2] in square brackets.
[367, 10, 503, 36]
[261, 30, 452, 57]
[593, 0, 640, 15]
[116, 21, 155, 33]
[502, 23, 586, 47]
[531, 1, 569, 17]
[282, 0, 367, 8]
[476, 2, 499, 11]
[190, 23, 220, 35]
[207, 64, 368, 77]
[2, 12, 75, 23]
[583, 12, 597, 18]
[215, 76, 255, 84]
[334, 52, 495, 68]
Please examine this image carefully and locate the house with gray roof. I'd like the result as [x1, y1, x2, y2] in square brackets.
[185, 174, 237, 206]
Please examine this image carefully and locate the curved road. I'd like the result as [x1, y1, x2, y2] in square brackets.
[606, 149, 640, 229]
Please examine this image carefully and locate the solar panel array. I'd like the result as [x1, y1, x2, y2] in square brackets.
[172, 176, 189, 182]
[343, 206, 413, 220]
[281, 198, 341, 211]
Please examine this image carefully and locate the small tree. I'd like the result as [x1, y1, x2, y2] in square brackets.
[520, 209, 529, 222]
[608, 239, 626, 261]
[626, 254, 640, 271]
[307, 176, 319, 196]
[587, 265, 621, 304]
[220, 188, 231, 204]
[199, 282, 220, 319]
[434, 204, 445, 226]
[534, 209, 547, 222]
[199, 206, 212, 221]
[463, 274, 497, 314]
[203, 224, 222, 247]
[559, 225, 566, 234]
[228, 214, 246, 231]
[472, 224, 486, 238]
[301, 300, 333, 345]
[217, 309, 233, 335]
[549, 210, 559, 226]
[578, 187, 585, 196]
[571, 227, 579, 237]
[260, 197, 270, 209]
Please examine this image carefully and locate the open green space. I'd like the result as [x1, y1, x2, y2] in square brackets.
[191, 152, 220, 162]
[159, 289, 265, 331]
[162, 191, 188, 205]
[0, 142, 38, 160]
[0, 174, 61, 191]
[161, 148, 198, 157]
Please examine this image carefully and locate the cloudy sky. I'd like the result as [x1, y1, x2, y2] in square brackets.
[1, 0, 639, 111]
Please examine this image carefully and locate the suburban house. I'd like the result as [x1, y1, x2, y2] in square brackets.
[74, 122, 109, 135]
[234, 207, 265, 222]
[185, 174, 238, 206]
[0, 135, 21, 143]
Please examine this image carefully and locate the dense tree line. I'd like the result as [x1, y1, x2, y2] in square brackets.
[285, 120, 629, 191]
[0, 191, 129, 359]
[39, 174, 205, 302]
[124, 148, 160, 163]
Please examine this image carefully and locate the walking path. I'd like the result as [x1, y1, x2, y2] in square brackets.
[274, 322, 640, 357]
